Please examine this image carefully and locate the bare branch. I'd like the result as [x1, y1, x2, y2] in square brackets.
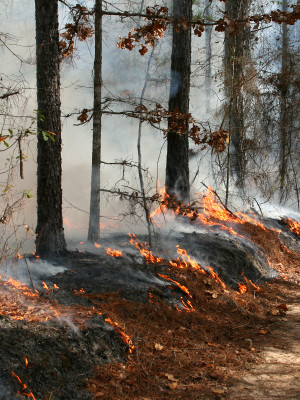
[0, 91, 19, 100]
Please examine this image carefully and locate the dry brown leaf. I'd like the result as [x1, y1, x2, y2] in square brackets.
[155, 343, 164, 351]
[271, 308, 280, 316]
[276, 303, 288, 312]
[168, 382, 177, 390]
[165, 373, 178, 382]
[258, 329, 267, 335]
[212, 389, 225, 394]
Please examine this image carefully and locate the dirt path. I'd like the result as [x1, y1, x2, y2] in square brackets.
[227, 291, 300, 400]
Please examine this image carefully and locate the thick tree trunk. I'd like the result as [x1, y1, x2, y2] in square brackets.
[224, 0, 250, 189]
[35, 0, 66, 257]
[165, 0, 192, 203]
[88, 0, 102, 242]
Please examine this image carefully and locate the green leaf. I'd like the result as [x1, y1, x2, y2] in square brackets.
[4, 141, 9, 147]
[42, 131, 49, 141]
[24, 190, 33, 199]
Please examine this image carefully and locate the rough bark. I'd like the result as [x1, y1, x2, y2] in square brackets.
[204, 0, 212, 114]
[165, 0, 192, 203]
[224, 0, 250, 189]
[35, 0, 66, 257]
[88, 0, 102, 242]
[279, 0, 289, 203]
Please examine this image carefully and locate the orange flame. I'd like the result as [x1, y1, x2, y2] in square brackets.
[205, 266, 227, 289]
[282, 217, 300, 238]
[129, 234, 162, 263]
[238, 283, 247, 294]
[238, 276, 260, 294]
[0, 276, 39, 298]
[24, 357, 29, 367]
[95, 242, 101, 248]
[105, 317, 135, 353]
[11, 372, 36, 400]
[74, 288, 85, 294]
[174, 246, 206, 273]
[106, 248, 123, 257]
[158, 273, 192, 299]
[148, 292, 154, 304]
[151, 187, 271, 238]
[42, 282, 49, 290]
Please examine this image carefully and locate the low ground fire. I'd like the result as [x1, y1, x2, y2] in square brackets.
[0, 189, 299, 399]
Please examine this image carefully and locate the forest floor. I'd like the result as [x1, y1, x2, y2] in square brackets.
[85, 276, 300, 400]
[0, 222, 300, 400]
[226, 284, 300, 400]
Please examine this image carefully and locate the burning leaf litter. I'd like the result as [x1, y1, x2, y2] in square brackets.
[1, 189, 300, 399]
[11, 371, 36, 400]
[106, 248, 123, 258]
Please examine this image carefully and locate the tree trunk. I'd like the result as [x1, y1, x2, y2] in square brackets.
[224, 0, 250, 189]
[279, 0, 289, 203]
[88, 0, 102, 242]
[165, 0, 192, 203]
[204, 0, 212, 114]
[35, 0, 66, 257]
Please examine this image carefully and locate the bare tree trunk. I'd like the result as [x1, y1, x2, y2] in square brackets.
[204, 0, 212, 114]
[165, 0, 192, 203]
[35, 0, 66, 257]
[137, 45, 157, 248]
[279, 0, 289, 203]
[224, 0, 250, 189]
[88, 0, 102, 242]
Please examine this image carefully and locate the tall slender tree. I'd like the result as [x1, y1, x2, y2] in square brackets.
[279, 0, 289, 202]
[35, 0, 66, 257]
[204, 0, 213, 114]
[165, 0, 192, 203]
[88, 0, 102, 242]
[224, 0, 251, 189]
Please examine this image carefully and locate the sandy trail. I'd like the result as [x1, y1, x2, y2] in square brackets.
[227, 293, 300, 400]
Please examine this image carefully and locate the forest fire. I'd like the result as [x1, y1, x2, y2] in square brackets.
[151, 187, 271, 238]
[282, 217, 300, 238]
[129, 233, 163, 263]
[105, 317, 135, 354]
[0, 195, 299, 400]
[128, 233, 228, 290]
[11, 371, 36, 400]
[0, 275, 39, 298]
[106, 248, 123, 258]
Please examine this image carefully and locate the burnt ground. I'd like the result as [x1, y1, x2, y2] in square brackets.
[0, 219, 299, 400]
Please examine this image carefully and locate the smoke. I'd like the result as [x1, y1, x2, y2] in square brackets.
[259, 202, 300, 221]
[0, 258, 67, 288]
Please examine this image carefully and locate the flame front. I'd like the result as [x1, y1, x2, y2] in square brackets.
[106, 248, 123, 257]
[282, 217, 300, 238]
[151, 187, 270, 238]
[105, 317, 135, 353]
[129, 234, 162, 263]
